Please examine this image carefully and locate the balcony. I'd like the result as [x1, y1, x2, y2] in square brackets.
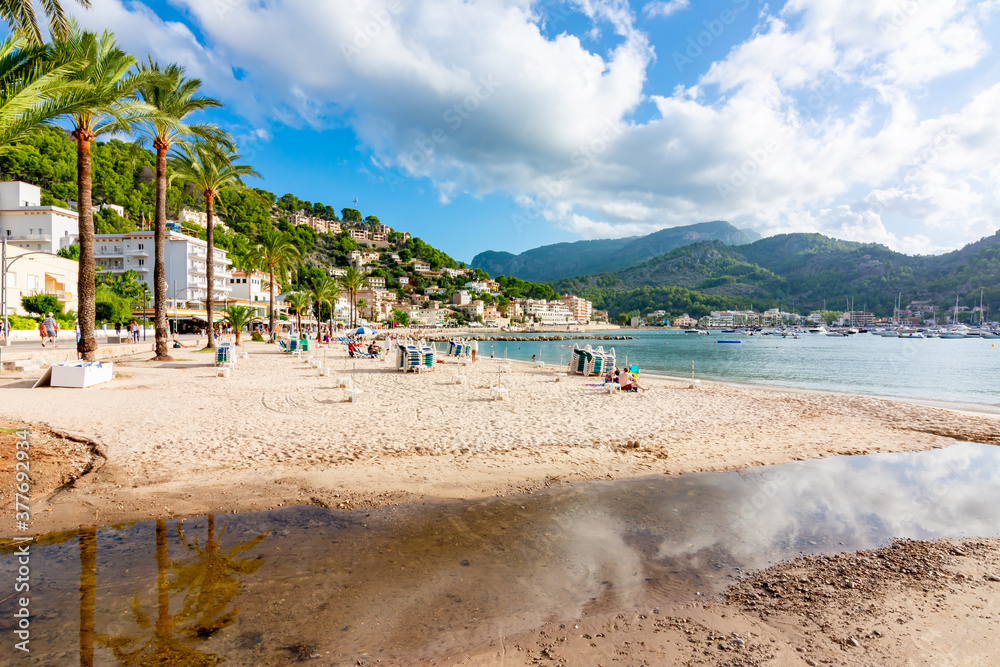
[95, 246, 123, 256]
[126, 248, 149, 257]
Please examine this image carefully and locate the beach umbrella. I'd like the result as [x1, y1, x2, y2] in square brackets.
[355, 326, 375, 335]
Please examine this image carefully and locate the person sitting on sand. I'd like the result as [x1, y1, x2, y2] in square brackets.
[172, 332, 189, 349]
[620, 371, 649, 393]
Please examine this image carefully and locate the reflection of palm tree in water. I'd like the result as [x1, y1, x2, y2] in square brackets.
[95, 519, 227, 665]
[79, 527, 96, 667]
[171, 514, 269, 639]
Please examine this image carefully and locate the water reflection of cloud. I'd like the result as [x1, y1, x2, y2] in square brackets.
[649, 443, 1000, 569]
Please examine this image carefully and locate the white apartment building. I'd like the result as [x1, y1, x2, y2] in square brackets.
[179, 208, 207, 227]
[97, 203, 125, 217]
[464, 281, 490, 293]
[229, 269, 287, 319]
[94, 230, 232, 316]
[0, 181, 79, 254]
[524, 299, 574, 324]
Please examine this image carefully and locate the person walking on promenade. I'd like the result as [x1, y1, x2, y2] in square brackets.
[42, 312, 59, 347]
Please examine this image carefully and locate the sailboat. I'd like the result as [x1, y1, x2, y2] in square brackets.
[941, 295, 969, 338]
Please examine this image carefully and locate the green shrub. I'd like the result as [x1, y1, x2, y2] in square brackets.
[20, 293, 63, 316]
[251, 331, 264, 342]
[7, 314, 38, 330]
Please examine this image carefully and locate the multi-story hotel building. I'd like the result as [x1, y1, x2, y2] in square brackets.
[93, 230, 232, 320]
[560, 294, 593, 323]
[0, 181, 79, 255]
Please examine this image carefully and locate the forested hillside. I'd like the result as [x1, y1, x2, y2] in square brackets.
[471, 221, 758, 281]
[551, 232, 1000, 318]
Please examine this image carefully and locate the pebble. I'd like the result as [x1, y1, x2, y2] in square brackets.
[848, 636, 861, 648]
[986, 574, 1000, 582]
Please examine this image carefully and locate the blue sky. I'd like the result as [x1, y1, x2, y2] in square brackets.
[65, 0, 1000, 262]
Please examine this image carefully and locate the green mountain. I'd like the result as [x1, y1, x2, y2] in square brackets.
[551, 231, 1000, 319]
[471, 221, 758, 282]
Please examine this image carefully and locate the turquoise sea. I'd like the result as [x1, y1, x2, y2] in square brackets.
[472, 330, 1000, 410]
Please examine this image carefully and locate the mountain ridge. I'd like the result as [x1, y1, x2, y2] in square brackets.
[471, 221, 758, 282]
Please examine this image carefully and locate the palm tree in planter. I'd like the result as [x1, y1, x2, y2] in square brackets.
[53, 27, 160, 361]
[284, 291, 310, 337]
[222, 305, 253, 346]
[308, 275, 338, 342]
[250, 229, 299, 341]
[339, 266, 365, 329]
[169, 140, 260, 349]
[132, 60, 227, 361]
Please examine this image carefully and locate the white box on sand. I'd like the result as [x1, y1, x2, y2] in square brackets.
[46, 361, 114, 388]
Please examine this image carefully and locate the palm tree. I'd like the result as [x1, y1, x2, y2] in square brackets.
[53, 28, 158, 361]
[357, 298, 368, 323]
[339, 266, 365, 328]
[284, 291, 310, 336]
[169, 141, 259, 349]
[78, 526, 97, 667]
[170, 515, 268, 641]
[132, 60, 226, 361]
[308, 275, 338, 342]
[95, 520, 223, 666]
[250, 228, 299, 340]
[222, 305, 253, 346]
[1, 0, 91, 45]
[0, 35, 91, 147]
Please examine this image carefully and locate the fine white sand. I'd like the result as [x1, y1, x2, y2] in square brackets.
[0, 339, 997, 533]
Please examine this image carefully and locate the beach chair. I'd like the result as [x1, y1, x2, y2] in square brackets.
[215, 344, 233, 367]
[277, 339, 289, 353]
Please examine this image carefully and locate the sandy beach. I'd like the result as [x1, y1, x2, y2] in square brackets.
[1, 340, 999, 665]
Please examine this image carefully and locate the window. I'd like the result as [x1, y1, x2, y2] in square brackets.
[137, 243, 144, 250]
[4, 271, 14, 287]
[27, 275, 39, 290]
[138, 259, 145, 266]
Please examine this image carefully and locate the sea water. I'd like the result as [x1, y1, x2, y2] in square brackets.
[479, 330, 1000, 409]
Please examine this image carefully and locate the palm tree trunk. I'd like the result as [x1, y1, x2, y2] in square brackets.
[205, 192, 215, 350]
[152, 141, 173, 361]
[206, 514, 217, 553]
[315, 300, 321, 341]
[78, 527, 97, 667]
[73, 130, 97, 362]
[268, 268, 275, 341]
[155, 519, 169, 633]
